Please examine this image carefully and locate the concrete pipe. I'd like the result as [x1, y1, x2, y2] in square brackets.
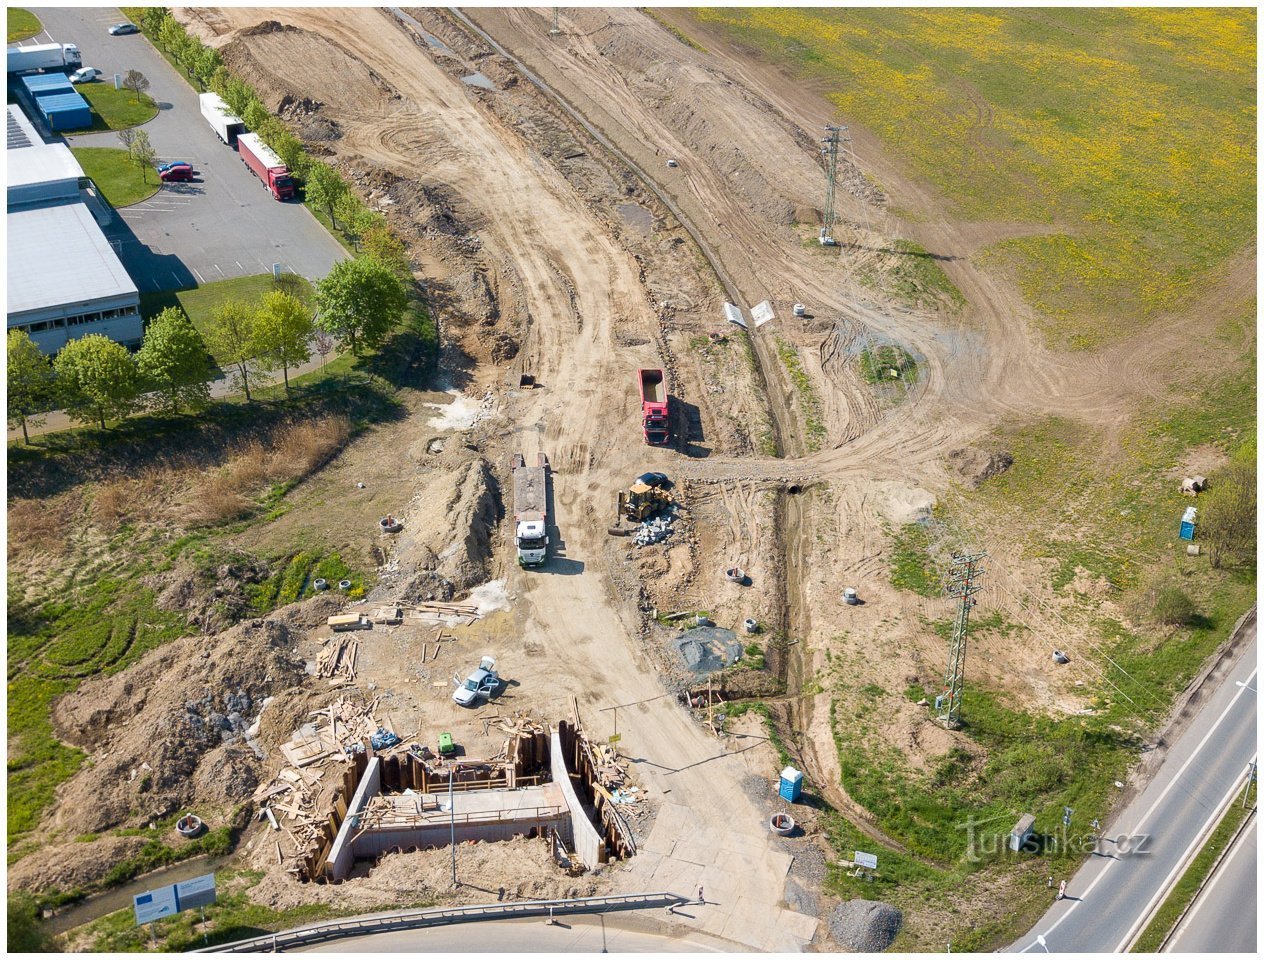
[338, 580, 353, 591]
[770, 812, 796, 836]
[743, 618, 758, 634]
[313, 578, 329, 591]
[843, 587, 859, 605]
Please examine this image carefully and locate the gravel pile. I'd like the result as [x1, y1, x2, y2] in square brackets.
[671, 626, 741, 675]
[828, 899, 902, 952]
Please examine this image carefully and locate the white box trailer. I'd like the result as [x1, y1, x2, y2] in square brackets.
[8, 42, 82, 73]
[199, 92, 245, 146]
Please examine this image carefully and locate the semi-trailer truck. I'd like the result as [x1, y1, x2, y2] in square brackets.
[199, 92, 245, 146]
[237, 132, 295, 200]
[511, 453, 550, 567]
[7, 43, 82, 73]
[638, 369, 670, 445]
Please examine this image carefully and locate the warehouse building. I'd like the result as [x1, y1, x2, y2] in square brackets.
[6, 104, 141, 353]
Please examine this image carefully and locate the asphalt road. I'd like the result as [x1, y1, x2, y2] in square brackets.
[300, 913, 739, 953]
[1165, 812, 1257, 953]
[1010, 613, 1257, 953]
[30, 7, 346, 291]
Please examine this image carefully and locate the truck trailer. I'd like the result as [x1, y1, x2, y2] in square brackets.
[199, 92, 245, 146]
[511, 453, 550, 567]
[237, 132, 295, 200]
[7, 42, 82, 74]
[638, 368, 670, 445]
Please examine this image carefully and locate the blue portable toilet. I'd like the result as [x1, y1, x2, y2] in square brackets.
[779, 766, 803, 802]
[1179, 506, 1197, 541]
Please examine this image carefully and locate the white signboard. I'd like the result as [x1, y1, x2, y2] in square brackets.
[133, 884, 178, 925]
[723, 302, 747, 328]
[175, 873, 217, 911]
[751, 301, 775, 327]
[854, 850, 879, 870]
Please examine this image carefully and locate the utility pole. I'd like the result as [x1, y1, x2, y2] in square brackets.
[819, 124, 849, 246]
[938, 551, 987, 728]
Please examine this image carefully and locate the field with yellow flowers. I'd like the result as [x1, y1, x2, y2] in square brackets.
[689, 7, 1255, 349]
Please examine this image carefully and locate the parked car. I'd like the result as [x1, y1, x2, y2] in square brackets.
[157, 160, 192, 173]
[452, 656, 499, 707]
[635, 471, 670, 489]
[108, 22, 139, 35]
[159, 165, 194, 183]
[69, 67, 102, 84]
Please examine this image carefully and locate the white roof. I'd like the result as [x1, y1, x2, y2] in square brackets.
[7, 104, 40, 149]
[8, 141, 82, 192]
[237, 132, 284, 170]
[7, 202, 137, 315]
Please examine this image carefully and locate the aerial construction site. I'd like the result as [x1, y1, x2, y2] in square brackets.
[7, 6, 1256, 954]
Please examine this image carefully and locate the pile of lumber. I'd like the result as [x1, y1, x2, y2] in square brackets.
[398, 600, 481, 627]
[592, 741, 632, 793]
[316, 634, 361, 684]
[420, 627, 455, 665]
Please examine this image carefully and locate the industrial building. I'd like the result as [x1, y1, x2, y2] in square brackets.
[6, 104, 141, 352]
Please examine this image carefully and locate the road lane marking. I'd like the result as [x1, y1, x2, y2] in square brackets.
[1168, 810, 1257, 949]
[1117, 762, 1254, 950]
[1020, 664, 1257, 952]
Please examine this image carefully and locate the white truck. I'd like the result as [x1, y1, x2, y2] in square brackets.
[7, 42, 82, 73]
[199, 92, 245, 146]
[511, 453, 549, 567]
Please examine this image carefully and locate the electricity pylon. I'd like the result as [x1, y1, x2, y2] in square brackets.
[938, 551, 987, 728]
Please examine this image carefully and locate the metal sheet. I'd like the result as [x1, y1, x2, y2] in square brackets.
[723, 302, 746, 328]
[133, 884, 178, 925]
[854, 850, 878, 870]
[751, 301, 775, 327]
[175, 873, 217, 911]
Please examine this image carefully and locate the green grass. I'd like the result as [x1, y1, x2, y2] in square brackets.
[1132, 799, 1254, 951]
[887, 240, 966, 311]
[774, 336, 827, 452]
[7, 580, 189, 845]
[690, 8, 1255, 347]
[139, 273, 315, 342]
[7, 8, 41, 42]
[859, 343, 919, 385]
[246, 550, 363, 614]
[74, 82, 159, 132]
[70, 147, 160, 208]
[889, 523, 942, 597]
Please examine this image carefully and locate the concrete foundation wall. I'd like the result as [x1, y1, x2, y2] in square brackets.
[552, 731, 602, 868]
[350, 815, 570, 859]
[328, 757, 380, 881]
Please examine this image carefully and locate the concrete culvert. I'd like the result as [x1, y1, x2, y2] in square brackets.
[829, 900, 903, 952]
[788, 484, 802, 495]
[338, 580, 352, 591]
[313, 578, 329, 591]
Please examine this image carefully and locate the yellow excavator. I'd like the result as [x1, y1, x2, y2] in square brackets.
[619, 480, 674, 522]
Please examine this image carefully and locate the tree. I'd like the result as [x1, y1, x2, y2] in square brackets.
[195, 47, 221, 88]
[242, 99, 270, 134]
[217, 75, 254, 119]
[53, 334, 139, 430]
[254, 291, 313, 394]
[268, 127, 307, 178]
[305, 162, 347, 226]
[8, 893, 58, 953]
[157, 15, 183, 54]
[204, 299, 261, 402]
[136, 307, 214, 414]
[362, 224, 411, 277]
[116, 126, 136, 152]
[122, 68, 150, 102]
[336, 194, 382, 249]
[7, 330, 54, 444]
[1200, 447, 1256, 570]
[315, 256, 408, 356]
[139, 6, 166, 35]
[129, 129, 156, 182]
[314, 330, 335, 369]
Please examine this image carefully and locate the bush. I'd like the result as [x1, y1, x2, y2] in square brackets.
[1152, 584, 1197, 626]
[1200, 450, 1256, 570]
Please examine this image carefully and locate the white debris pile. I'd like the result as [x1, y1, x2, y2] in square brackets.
[634, 505, 678, 546]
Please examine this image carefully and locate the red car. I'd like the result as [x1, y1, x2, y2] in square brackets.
[158, 163, 193, 182]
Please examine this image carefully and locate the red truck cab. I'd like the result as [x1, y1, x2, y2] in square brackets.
[237, 132, 295, 201]
[638, 368, 670, 445]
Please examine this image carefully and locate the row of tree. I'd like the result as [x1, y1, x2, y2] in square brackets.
[138, 8, 389, 253]
[8, 256, 410, 441]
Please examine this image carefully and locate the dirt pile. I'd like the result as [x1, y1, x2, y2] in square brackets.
[45, 597, 341, 839]
[828, 899, 903, 951]
[948, 447, 1014, 488]
[6, 835, 151, 895]
[372, 458, 501, 603]
[241, 834, 607, 912]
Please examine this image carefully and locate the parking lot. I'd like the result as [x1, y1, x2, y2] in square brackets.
[32, 7, 347, 291]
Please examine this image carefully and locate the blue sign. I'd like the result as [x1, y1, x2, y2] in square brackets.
[133, 884, 178, 925]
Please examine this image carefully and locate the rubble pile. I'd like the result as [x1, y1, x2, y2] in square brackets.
[634, 505, 679, 546]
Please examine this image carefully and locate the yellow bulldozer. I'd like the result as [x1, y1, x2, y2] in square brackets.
[619, 481, 674, 523]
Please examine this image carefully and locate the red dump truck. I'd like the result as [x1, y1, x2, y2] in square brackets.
[237, 132, 295, 201]
[638, 368, 670, 445]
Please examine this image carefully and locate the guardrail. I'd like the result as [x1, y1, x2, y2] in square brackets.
[196, 892, 688, 952]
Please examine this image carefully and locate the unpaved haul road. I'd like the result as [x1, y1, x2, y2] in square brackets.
[189, 6, 817, 950]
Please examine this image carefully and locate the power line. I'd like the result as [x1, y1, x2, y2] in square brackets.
[819, 124, 848, 247]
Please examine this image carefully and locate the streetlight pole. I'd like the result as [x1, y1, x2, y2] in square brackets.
[449, 765, 457, 888]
